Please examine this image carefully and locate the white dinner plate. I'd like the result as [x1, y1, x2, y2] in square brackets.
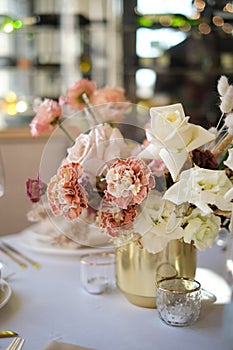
[0, 280, 12, 309]
[20, 230, 113, 256]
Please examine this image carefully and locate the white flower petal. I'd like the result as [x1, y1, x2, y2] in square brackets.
[182, 210, 221, 251]
[159, 148, 188, 182]
[185, 124, 216, 152]
[224, 148, 233, 171]
[138, 104, 215, 181]
[224, 187, 233, 202]
[164, 167, 233, 213]
[140, 226, 183, 254]
[138, 143, 160, 160]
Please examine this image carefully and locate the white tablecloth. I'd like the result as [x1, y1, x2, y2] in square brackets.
[0, 232, 232, 350]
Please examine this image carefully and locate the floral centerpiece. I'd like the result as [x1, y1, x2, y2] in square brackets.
[26, 76, 233, 256]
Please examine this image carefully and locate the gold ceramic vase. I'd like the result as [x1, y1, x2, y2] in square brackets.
[116, 239, 196, 308]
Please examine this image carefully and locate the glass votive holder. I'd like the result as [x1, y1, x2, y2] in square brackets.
[80, 252, 116, 294]
[156, 277, 201, 327]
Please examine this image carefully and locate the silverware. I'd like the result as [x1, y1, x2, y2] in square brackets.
[2, 242, 40, 269]
[0, 246, 27, 269]
[0, 330, 18, 338]
[6, 337, 25, 350]
[17, 338, 25, 350]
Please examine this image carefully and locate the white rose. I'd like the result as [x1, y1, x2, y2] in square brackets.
[139, 103, 215, 181]
[182, 209, 221, 251]
[139, 221, 184, 254]
[134, 192, 183, 254]
[164, 166, 233, 214]
[67, 123, 130, 180]
[67, 133, 91, 164]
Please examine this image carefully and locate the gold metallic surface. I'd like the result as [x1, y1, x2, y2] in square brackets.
[116, 239, 196, 308]
[0, 330, 18, 338]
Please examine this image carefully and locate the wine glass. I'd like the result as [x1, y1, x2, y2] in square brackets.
[0, 149, 5, 198]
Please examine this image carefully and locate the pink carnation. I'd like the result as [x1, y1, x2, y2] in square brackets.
[90, 86, 128, 105]
[105, 157, 155, 209]
[98, 197, 137, 237]
[89, 86, 130, 123]
[30, 98, 63, 137]
[47, 162, 88, 221]
[66, 79, 96, 110]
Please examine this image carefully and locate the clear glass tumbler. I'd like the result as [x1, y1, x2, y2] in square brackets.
[80, 252, 116, 294]
[156, 277, 201, 327]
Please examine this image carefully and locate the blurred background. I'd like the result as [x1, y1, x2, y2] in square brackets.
[0, 0, 233, 234]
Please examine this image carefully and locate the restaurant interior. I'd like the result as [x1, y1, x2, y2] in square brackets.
[0, 1, 233, 349]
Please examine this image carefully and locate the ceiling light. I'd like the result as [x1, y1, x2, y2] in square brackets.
[194, 0, 206, 12]
[222, 23, 233, 34]
[212, 16, 224, 26]
[224, 3, 233, 13]
[198, 22, 211, 34]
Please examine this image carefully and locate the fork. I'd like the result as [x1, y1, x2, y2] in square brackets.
[6, 337, 25, 350]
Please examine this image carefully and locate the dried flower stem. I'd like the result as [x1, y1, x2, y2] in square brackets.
[213, 130, 228, 152]
[212, 133, 233, 158]
[216, 112, 225, 131]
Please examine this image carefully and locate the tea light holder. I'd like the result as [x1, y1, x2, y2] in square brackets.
[156, 277, 201, 327]
[80, 252, 116, 294]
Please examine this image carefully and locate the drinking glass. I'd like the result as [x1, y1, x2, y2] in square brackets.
[80, 253, 116, 294]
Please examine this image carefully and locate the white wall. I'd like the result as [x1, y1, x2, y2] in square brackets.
[0, 133, 68, 235]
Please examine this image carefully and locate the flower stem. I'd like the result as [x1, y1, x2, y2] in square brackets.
[212, 133, 233, 158]
[212, 130, 228, 152]
[82, 92, 101, 125]
[216, 112, 225, 130]
[59, 124, 75, 145]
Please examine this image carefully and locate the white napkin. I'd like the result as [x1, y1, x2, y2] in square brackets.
[42, 341, 95, 350]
